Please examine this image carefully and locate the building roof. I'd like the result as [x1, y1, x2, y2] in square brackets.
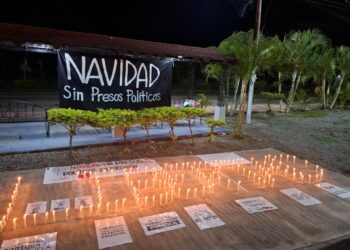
[0, 23, 236, 64]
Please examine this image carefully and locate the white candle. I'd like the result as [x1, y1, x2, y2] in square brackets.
[12, 218, 17, 230]
[144, 180, 148, 189]
[293, 156, 296, 164]
[33, 213, 37, 226]
[186, 188, 191, 199]
[160, 193, 163, 205]
[115, 200, 119, 212]
[181, 174, 184, 185]
[227, 179, 231, 189]
[237, 180, 241, 191]
[152, 195, 155, 207]
[145, 196, 148, 207]
[23, 214, 27, 228]
[122, 198, 126, 210]
[271, 178, 275, 187]
[97, 203, 101, 214]
[305, 160, 308, 168]
[106, 202, 110, 214]
[194, 188, 198, 198]
[66, 208, 69, 221]
[178, 187, 181, 198]
[52, 210, 56, 223]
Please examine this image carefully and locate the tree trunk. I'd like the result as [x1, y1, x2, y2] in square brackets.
[234, 78, 248, 138]
[329, 75, 345, 110]
[229, 77, 240, 116]
[277, 72, 283, 112]
[225, 74, 230, 115]
[69, 133, 73, 152]
[122, 129, 128, 146]
[145, 126, 151, 144]
[326, 80, 332, 107]
[246, 70, 257, 125]
[170, 125, 176, 143]
[285, 70, 298, 113]
[188, 64, 195, 99]
[188, 120, 195, 144]
[321, 73, 326, 109]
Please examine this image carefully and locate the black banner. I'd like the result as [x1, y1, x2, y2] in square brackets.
[57, 50, 173, 111]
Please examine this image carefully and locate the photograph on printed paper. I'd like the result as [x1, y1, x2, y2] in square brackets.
[25, 201, 48, 214]
[184, 204, 225, 230]
[316, 182, 350, 199]
[74, 196, 93, 209]
[281, 188, 321, 206]
[51, 198, 70, 211]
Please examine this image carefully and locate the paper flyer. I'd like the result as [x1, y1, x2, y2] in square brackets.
[316, 182, 350, 199]
[43, 158, 159, 184]
[197, 152, 250, 167]
[184, 204, 225, 230]
[95, 216, 133, 249]
[0, 232, 57, 250]
[74, 196, 93, 209]
[236, 196, 278, 214]
[25, 201, 48, 214]
[281, 188, 321, 206]
[138, 211, 186, 236]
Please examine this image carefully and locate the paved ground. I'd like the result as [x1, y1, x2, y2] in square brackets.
[0, 118, 229, 154]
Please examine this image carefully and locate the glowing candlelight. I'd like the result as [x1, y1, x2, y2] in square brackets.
[152, 195, 156, 207]
[186, 188, 191, 199]
[293, 172, 296, 180]
[212, 184, 215, 194]
[80, 205, 84, 218]
[171, 189, 174, 201]
[160, 193, 163, 205]
[258, 177, 261, 185]
[97, 203, 101, 214]
[106, 202, 110, 214]
[305, 160, 308, 168]
[316, 165, 319, 173]
[227, 179, 231, 189]
[237, 180, 241, 191]
[181, 173, 185, 185]
[65, 208, 69, 221]
[144, 180, 148, 189]
[53, 210, 57, 223]
[218, 176, 221, 185]
[122, 198, 126, 210]
[165, 192, 168, 204]
[320, 169, 324, 180]
[202, 185, 205, 196]
[293, 156, 296, 164]
[23, 214, 27, 228]
[271, 178, 275, 187]
[33, 213, 37, 226]
[268, 154, 271, 162]
[253, 173, 256, 182]
[243, 168, 246, 176]
[263, 179, 266, 188]
[237, 164, 240, 174]
[316, 174, 319, 182]
[17, 176, 22, 185]
[177, 187, 181, 198]
[138, 179, 141, 189]
[280, 154, 282, 161]
[0, 221, 3, 232]
[12, 218, 17, 230]
[194, 188, 198, 198]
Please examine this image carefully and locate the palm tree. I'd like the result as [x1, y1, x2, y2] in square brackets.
[284, 29, 328, 113]
[329, 46, 350, 109]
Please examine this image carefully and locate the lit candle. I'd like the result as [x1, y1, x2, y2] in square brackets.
[271, 178, 275, 187]
[253, 173, 256, 182]
[237, 180, 241, 191]
[160, 193, 163, 205]
[0, 221, 3, 232]
[320, 169, 324, 180]
[316, 165, 319, 173]
[12, 218, 17, 230]
[44, 211, 48, 224]
[194, 188, 198, 198]
[186, 188, 191, 199]
[248, 170, 251, 180]
[286, 154, 289, 162]
[97, 203, 101, 214]
[152, 195, 155, 207]
[202, 185, 205, 196]
[316, 174, 319, 181]
[138, 179, 141, 189]
[181, 174, 184, 185]
[280, 154, 282, 161]
[308, 174, 311, 184]
[218, 176, 221, 184]
[227, 179, 231, 189]
[106, 202, 110, 214]
[144, 180, 148, 189]
[23, 214, 27, 228]
[293, 156, 296, 164]
[305, 160, 308, 168]
[52, 210, 56, 223]
[17, 176, 22, 185]
[145, 196, 148, 207]
[177, 187, 181, 198]
[115, 200, 119, 212]
[33, 213, 37, 226]
[65, 208, 69, 221]
[263, 180, 266, 188]
[80, 205, 83, 218]
[122, 198, 126, 210]
[258, 177, 261, 185]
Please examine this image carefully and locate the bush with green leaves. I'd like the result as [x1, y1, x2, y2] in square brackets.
[137, 108, 159, 144]
[181, 107, 205, 144]
[156, 107, 186, 143]
[196, 93, 209, 108]
[48, 108, 97, 151]
[98, 109, 137, 146]
[261, 92, 285, 114]
[207, 119, 226, 143]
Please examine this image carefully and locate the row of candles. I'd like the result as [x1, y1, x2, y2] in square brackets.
[0, 177, 21, 232]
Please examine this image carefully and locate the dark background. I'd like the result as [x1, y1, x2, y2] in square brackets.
[1, 0, 350, 94]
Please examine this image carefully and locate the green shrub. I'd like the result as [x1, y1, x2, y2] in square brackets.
[156, 107, 186, 143]
[137, 108, 159, 144]
[261, 92, 285, 114]
[48, 108, 97, 151]
[207, 119, 226, 143]
[182, 107, 205, 144]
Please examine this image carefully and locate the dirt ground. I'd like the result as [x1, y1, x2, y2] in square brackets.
[0, 110, 349, 176]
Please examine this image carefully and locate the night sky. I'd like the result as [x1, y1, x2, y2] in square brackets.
[1, 0, 350, 47]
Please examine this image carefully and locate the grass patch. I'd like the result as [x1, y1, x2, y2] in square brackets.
[289, 110, 328, 118]
[310, 134, 335, 143]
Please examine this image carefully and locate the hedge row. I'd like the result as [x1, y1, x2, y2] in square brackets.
[48, 107, 226, 150]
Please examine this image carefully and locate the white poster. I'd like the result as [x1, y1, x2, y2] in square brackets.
[75, 196, 93, 209]
[281, 188, 321, 206]
[51, 198, 70, 211]
[197, 152, 250, 167]
[43, 158, 159, 184]
[184, 204, 225, 230]
[95, 216, 133, 249]
[138, 211, 186, 236]
[25, 201, 47, 214]
[236, 196, 278, 214]
[0, 232, 57, 250]
[316, 182, 350, 199]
